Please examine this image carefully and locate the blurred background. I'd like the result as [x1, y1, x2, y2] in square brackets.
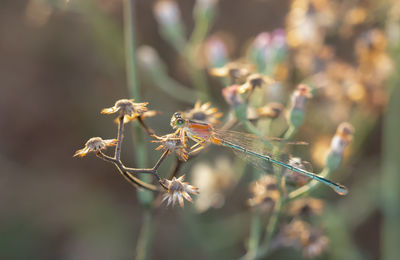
[1, 0, 399, 259]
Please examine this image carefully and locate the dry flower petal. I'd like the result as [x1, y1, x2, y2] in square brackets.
[74, 137, 118, 157]
[161, 175, 199, 207]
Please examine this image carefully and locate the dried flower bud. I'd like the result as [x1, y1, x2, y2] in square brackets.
[74, 137, 117, 157]
[191, 157, 236, 212]
[209, 62, 252, 82]
[153, 0, 186, 49]
[101, 99, 149, 120]
[250, 30, 287, 72]
[248, 175, 280, 212]
[253, 32, 271, 51]
[154, 0, 181, 27]
[222, 85, 243, 107]
[256, 102, 284, 119]
[137, 46, 160, 69]
[204, 36, 228, 68]
[152, 133, 188, 161]
[286, 197, 324, 217]
[123, 110, 159, 124]
[238, 73, 275, 94]
[271, 29, 286, 49]
[301, 230, 329, 258]
[325, 122, 354, 171]
[281, 219, 329, 258]
[282, 157, 310, 187]
[288, 84, 312, 127]
[160, 175, 199, 207]
[183, 100, 223, 125]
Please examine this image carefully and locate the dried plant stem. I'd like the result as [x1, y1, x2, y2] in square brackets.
[138, 116, 155, 136]
[169, 157, 183, 179]
[115, 116, 124, 160]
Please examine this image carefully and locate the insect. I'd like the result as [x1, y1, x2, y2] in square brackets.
[170, 112, 348, 195]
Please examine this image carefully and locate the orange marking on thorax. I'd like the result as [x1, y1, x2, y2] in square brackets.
[187, 121, 214, 140]
[211, 137, 222, 145]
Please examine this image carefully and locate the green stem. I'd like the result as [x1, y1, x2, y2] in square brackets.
[255, 125, 298, 257]
[283, 124, 296, 140]
[123, 1, 155, 259]
[245, 212, 262, 260]
[184, 51, 212, 102]
[381, 53, 400, 260]
[123, 0, 139, 100]
[263, 197, 283, 248]
[183, 5, 215, 101]
[146, 64, 201, 103]
[135, 210, 155, 260]
[287, 168, 331, 200]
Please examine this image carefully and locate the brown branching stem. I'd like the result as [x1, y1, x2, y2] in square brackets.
[97, 117, 171, 192]
[138, 116, 156, 136]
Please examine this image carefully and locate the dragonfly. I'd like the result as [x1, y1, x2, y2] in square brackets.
[170, 112, 348, 195]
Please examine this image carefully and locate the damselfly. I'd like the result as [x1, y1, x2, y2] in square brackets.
[170, 112, 348, 195]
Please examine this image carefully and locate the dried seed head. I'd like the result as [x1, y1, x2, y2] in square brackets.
[152, 133, 188, 161]
[325, 122, 355, 171]
[209, 62, 252, 82]
[101, 99, 149, 119]
[160, 175, 199, 207]
[222, 85, 243, 107]
[253, 32, 271, 50]
[282, 157, 310, 187]
[291, 84, 312, 111]
[286, 197, 324, 217]
[123, 110, 159, 124]
[184, 101, 223, 125]
[330, 122, 354, 155]
[288, 84, 312, 127]
[280, 219, 329, 257]
[248, 175, 280, 212]
[238, 73, 275, 94]
[137, 46, 160, 68]
[153, 0, 181, 26]
[204, 36, 228, 68]
[301, 230, 329, 258]
[74, 137, 118, 157]
[283, 219, 310, 241]
[256, 102, 285, 119]
[191, 157, 236, 212]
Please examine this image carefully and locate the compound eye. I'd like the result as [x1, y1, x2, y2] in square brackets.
[177, 119, 184, 125]
[174, 112, 181, 118]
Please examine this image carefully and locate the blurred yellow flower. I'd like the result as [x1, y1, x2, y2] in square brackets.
[184, 100, 223, 125]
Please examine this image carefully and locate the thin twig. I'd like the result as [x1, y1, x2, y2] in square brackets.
[152, 150, 169, 171]
[168, 156, 183, 179]
[96, 151, 159, 191]
[138, 116, 155, 136]
[115, 116, 124, 160]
